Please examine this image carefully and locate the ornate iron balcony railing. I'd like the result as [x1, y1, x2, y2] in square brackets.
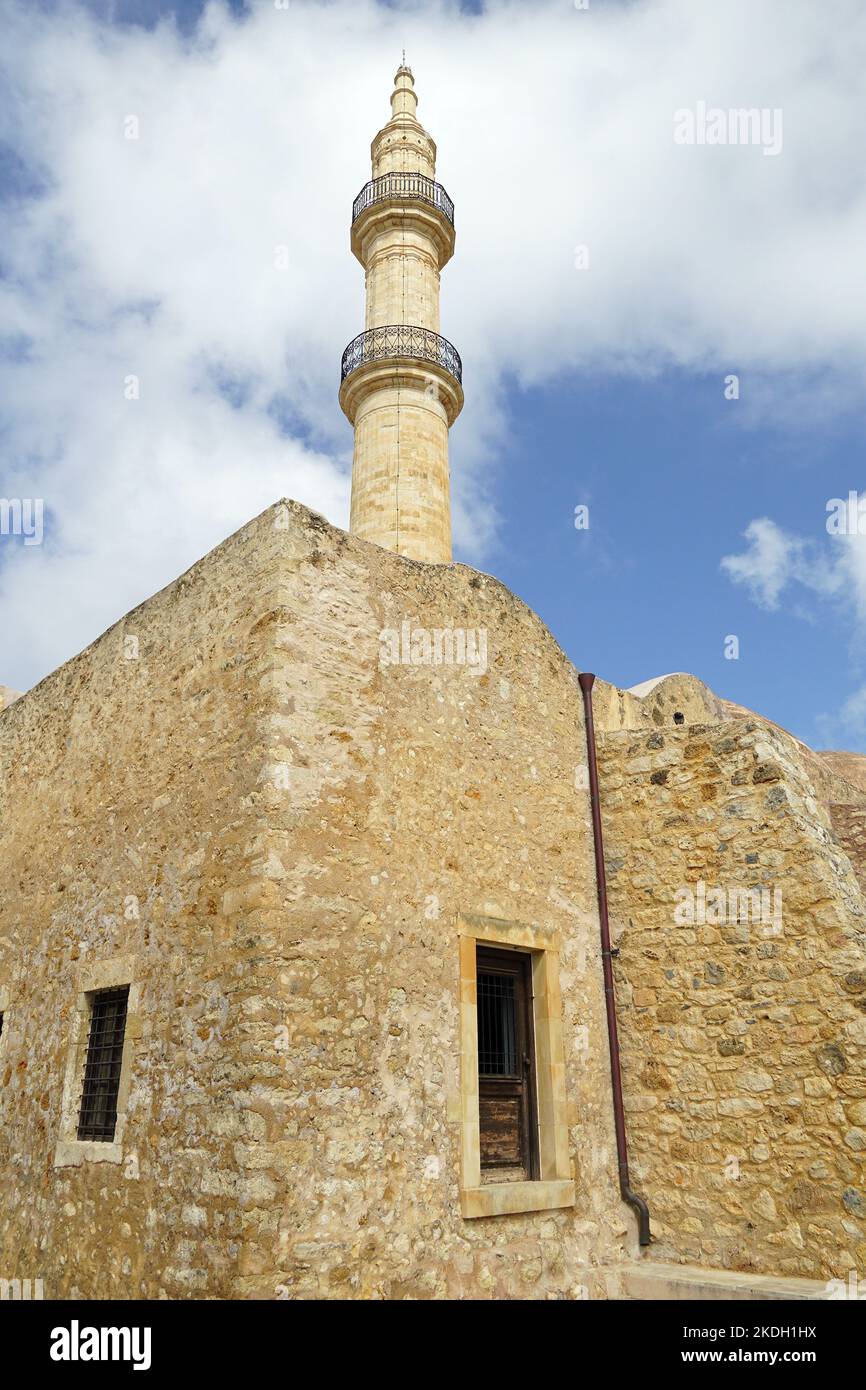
[352, 173, 454, 226]
[340, 325, 462, 385]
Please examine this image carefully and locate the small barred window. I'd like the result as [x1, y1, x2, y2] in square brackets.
[77, 987, 129, 1142]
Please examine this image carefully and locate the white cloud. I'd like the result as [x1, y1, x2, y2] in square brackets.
[720, 519, 804, 610]
[814, 679, 866, 750]
[722, 503, 866, 745]
[721, 506, 866, 619]
[720, 517, 844, 611]
[831, 684, 866, 737]
[2, 0, 866, 690]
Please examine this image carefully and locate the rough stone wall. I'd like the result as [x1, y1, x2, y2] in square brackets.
[829, 805, 866, 895]
[599, 718, 866, 1281]
[0, 507, 290, 1298]
[817, 751, 866, 799]
[590, 672, 729, 739]
[0, 499, 634, 1299]
[212, 502, 632, 1298]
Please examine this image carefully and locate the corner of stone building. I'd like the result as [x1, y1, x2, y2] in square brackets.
[0, 686, 21, 714]
[597, 713, 866, 1282]
[216, 512, 643, 1298]
[0, 498, 355, 1300]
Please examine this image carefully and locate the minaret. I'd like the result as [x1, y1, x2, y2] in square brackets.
[339, 63, 463, 564]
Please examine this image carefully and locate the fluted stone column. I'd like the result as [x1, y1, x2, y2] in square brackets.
[339, 65, 463, 564]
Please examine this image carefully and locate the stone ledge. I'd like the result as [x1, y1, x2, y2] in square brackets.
[616, 1261, 835, 1301]
[53, 1139, 123, 1168]
[460, 1179, 575, 1220]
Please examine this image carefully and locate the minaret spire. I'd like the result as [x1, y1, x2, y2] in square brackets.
[339, 67, 463, 564]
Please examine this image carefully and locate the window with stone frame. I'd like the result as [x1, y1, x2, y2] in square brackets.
[458, 914, 575, 1220]
[76, 986, 130, 1143]
[476, 945, 539, 1182]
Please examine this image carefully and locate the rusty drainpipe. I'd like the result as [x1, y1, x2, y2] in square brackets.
[578, 671, 651, 1247]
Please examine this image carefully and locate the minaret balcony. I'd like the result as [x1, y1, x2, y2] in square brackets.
[341, 324, 462, 385]
[339, 325, 464, 427]
[350, 174, 456, 268]
[352, 173, 454, 226]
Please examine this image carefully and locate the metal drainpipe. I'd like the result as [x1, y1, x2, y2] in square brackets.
[578, 671, 651, 1247]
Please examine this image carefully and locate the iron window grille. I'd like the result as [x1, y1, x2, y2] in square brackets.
[77, 986, 129, 1142]
[477, 971, 518, 1076]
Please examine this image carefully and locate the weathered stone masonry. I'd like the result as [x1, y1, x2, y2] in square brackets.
[600, 717, 866, 1282]
[0, 500, 637, 1300]
[2, 500, 865, 1298]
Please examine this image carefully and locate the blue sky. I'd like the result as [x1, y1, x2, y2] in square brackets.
[497, 367, 866, 744]
[2, 0, 866, 750]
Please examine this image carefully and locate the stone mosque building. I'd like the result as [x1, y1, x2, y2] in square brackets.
[0, 66, 865, 1302]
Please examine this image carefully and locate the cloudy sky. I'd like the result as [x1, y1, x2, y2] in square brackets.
[2, 0, 866, 748]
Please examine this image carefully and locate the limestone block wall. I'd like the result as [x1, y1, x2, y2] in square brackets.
[348, 380, 452, 562]
[364, 228, 441, 331]
[599, 718, 866, 1282]
[371, 70, 435, 180]
[372, 133, 435, 178]
[0, 500, 634, 1299]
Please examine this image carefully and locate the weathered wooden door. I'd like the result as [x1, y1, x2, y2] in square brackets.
[476, 946, 538, 1181]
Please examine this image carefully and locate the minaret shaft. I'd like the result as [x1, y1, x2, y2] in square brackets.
[364, 231, 440, 333]
[339, 66, 462, 565]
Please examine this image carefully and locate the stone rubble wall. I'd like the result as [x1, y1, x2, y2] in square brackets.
[599, 718, 866, 1282]
[817, 750, 866, 799]
[829, 805, 866, 896]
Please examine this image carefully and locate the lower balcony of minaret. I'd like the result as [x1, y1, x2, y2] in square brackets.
[338, 325, 463, 426]
[340, 328, 462, 564]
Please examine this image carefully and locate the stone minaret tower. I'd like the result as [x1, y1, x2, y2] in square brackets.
[339, 63, 463, 564]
